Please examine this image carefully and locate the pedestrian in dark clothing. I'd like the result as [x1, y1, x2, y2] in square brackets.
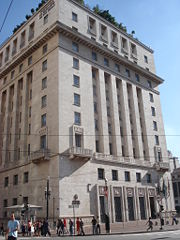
[0, 223, 4, 236]
[91, 216, 97, 235]
[172, 215, 178, 225]
[57, 219, 64, 236]
[69, 219, 73, 236]
[43, 218, 51, 236]
[96, 216, 101, 234]
[146, 217, 153, 231]
[79, 218, 85, 236]
[104, 214, 110, 234]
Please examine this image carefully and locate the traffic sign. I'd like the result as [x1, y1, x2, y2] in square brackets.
[72, 200, 80, 205]
[69, 204, 79, 208]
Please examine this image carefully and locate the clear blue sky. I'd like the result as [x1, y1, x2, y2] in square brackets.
[0, 0, 179, 159]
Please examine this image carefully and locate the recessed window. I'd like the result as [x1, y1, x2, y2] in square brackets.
[72, 12, 78, 22]
[4, 177, 9, 187]
[19, 64, 23, 73]
[12, 38, 17, 56]
[135, 73, 140, 82]
[72, 42, 79, 52]
[151, 107, 156, 116]
[147, 80, 152, 88]
[11, 70, 15, 79]
[74, 112, 81, 125]
[155, 135, 159, 145]
[20, 31, 25, 48]
[28, 56, 32, 66]
[73, 75, 80, 87]
[136, 173, 141, 182]
[94, 102, 97, 113]
[75, 134, 81, 147]
[40, 135, 46, 149]
[149, 93, 154, 102]
[3, 199, 8, 207]
[93, 85, 96, 96]
[24, 172, 29, 183]
[94, 119, 98, 131]
[41, 113, 46, 127]
[115, 63, 120, 72]
[42, 44, 48, 54]
[100, 24, 108, 42]
[98, 168, 104, 180]
[42, 60, 47, 72]
[92, 51, 97, 61]
[112, 170, 118, 181]
[131, 43, 137, 56]
[111, 31, 118, 47]
[96, 140, 99, 152]
[13, 174, 18, 185]
[104, 58, 109, 67]
[42, 77, 47, 89]
[29, 107, 31, 118]
[125, 171, 130, 182]
[3, 77, 7, 85]
[153, 121, 158, 131]
[44, 14, 48, 24]
[108, 123, 112, 135]
[88, 17, 96, 35]
[28, 22, 35, 41]
[144, 55, 148, 63]
[28, 144, 30, 156]
[0, 52, 3, 67]
[41, 95, 47, 108]
[74, 93, 80, 106]
[126, 69, 130, 78]
[73, 58, 79, 69]
[12, 198, 17, 206]
[146, 173, 151, 183]
[121, 37, 128, 53]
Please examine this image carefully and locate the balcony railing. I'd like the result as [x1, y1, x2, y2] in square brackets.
[154, 162, 169, 172]
[65, 147, 93, 160]
[29, 149, 50, 164]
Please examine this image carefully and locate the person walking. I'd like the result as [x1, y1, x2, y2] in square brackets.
[76, 217, 80, 235]
[96, 216, 101, 234]
[6, 213, 20, 240]
[146, 217, 153, 231]
[0, 223, 4, 236]
[69, 219, 73, 236]
[91, 216, 97, 235]
[79, 218, 85, 236]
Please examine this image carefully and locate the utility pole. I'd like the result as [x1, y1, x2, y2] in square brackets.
[45, 176, 51, 219]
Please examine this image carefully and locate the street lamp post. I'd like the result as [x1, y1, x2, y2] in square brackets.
[104, 177, 110, 233]
[45, 176, 51, 220]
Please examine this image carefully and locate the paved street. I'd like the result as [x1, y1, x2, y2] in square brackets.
[1, 230, 180, 240]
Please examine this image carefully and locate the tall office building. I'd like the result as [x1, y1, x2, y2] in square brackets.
[0, 0, 174, 223]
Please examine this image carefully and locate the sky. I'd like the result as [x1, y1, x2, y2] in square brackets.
[0, 0, 179, 159]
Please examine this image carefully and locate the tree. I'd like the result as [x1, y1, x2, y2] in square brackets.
[74, 0, 84, 5]
[31, 8, 35, 14]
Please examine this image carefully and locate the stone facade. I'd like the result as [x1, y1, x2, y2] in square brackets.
[0, 0, 174, 224]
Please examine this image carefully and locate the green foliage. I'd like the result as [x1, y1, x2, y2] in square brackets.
[74, 0, 84, 5]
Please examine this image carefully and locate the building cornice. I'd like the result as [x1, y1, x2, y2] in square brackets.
[0, 21, 164, 86]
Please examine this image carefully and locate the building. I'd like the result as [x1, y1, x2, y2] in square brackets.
[0, 0, 174, 224]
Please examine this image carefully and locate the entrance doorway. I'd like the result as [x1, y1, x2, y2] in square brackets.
[139, 197, 146, 220]
[149, 197, 156, 219]
[114, 197, 122, 222]
[99, 196, 105, 223]
[127, 197, 135, 221]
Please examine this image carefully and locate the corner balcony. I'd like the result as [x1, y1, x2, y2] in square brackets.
[154, 162, 169, 172]
[65, 147, 93, 161]
[30, 149, 50, 164]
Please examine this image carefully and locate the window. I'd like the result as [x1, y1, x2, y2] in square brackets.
[100, 24, 108, 41]
[125, 171, 130, 182]
[73, 58, 79, 69]
[98, 168, 104, 180]
[28, 22, 35, 41]
[96, 140, 99, 152]
[111, 31, 118, 46]
[75, 134, 81, 147]
[153, 121, 158, 131]
[73, 75, 80, 87]
[155, 135, 159, 145]
[44, 14, 48, 24]
[146, 173, 151, 183]
[28, 56, 32, 66]
[20, 31, 25, 48]
[74, 93, 80, 106]
[41, 113, 46, 127]
[41, 95, 47, 108]
[92, 51, 97, 61]
[94, 119, 98, 131]
[147, 80, 152, 88]
[94, 102, 97, 113]
[13, 175, 18, 185]
[19, 64, 23, 73]
[88, 17, 96, 35]
[29, 107, 31, 118]
[3, 77, 7, 85]
[0, 52, 3, 66]
[42, 44, 48, 54]
[121, 37, 128, 52]
[149, 93, 154, 102]
[157, 151, 162, 162]
[42, 77, 47, 89]
[136, 173, 141, 182]
[74, 112, 81, 125]
[72, 42, 79, 52]
[72, 12, 78, 22]
[104, 58, 109, 67]
[93, 85, 96, 96]
[40, 135, 46, 149]
[126, 69, 130, 78]
[24, 172, 29, 183]
[3, 199, 8, 207]
[42, 60, 47, 72]
[28, 144, 30, 156]
[12, 38, 17, 56]
[29, 89, 32, 100]
[108, 123, 112, 135]
[12, 198, 17, 206]
[144, 55, 148, 63]
[112, 170, 118, 181]
[109, 143, 113, 155]
[115, 63, 120, 72]
[28, 124, 31, 135]
[23, 197, 28, 205]
[151, 107, 156, 116]
[11, 70, 15, 79]
[92, 69, 96, 79]
[4, 177, 9, 187]
[107, 106, 111, 117]
[131, 43, 137, 56]
[135, 73, 140, 82]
